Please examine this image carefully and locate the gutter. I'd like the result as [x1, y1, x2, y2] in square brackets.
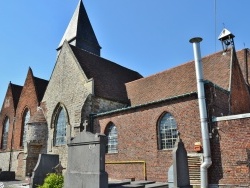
[93, 92, 197, 118]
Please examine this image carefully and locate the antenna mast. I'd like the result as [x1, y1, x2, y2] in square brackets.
[214, 0, 217, 52]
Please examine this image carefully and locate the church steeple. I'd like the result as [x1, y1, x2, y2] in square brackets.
[57, 0, 101, 56]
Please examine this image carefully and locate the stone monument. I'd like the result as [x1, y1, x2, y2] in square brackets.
[64, 130, 108, 188]
[169, 135, 192, 188]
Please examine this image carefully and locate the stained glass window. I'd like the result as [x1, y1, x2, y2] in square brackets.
[105, 123, 118, 153]
[21, 109, 30, 147]
[2, 117, 9, 150]
[158, 113, 178, 149]
[54, 107, 67, 146]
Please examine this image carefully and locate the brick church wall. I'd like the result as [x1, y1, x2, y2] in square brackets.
[205, 83, 230, 118]
[210, 118, 250, 185]
[229, 50, 250, 115]
[96, 94, 202, 182]
[0, 85, 20, 172]
[0, 87, 16, 152]
[13, 70, 39, 150]
[95, 83, 231, 183]
[238, 49, 250, 86]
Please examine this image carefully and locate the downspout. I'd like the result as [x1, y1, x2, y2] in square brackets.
[190, 37, 212, 188]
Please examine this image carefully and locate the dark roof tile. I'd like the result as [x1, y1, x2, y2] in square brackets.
[33, 77, 49, 103]
[70, 45, 142, 103]
[10, 83, 23, 109]
[126, 49, 245, 106]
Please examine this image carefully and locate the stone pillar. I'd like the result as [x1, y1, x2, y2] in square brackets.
[25, 107, 48, 176]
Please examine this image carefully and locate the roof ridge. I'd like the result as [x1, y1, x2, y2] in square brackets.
[33, 76, 49, 82]
[10, 82, 23, 88]
[126, 48, 246, 85]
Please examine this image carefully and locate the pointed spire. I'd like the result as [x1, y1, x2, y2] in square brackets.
[27, 66, 34, 76]
[57, 0, 101, 56]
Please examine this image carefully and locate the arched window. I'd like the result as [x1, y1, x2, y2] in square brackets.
[158, 113, 178, 149]
[105, 123, 118, 153]
[1, 117, 9, 150]
[21, 109, 30, 147]
[54, 107, 67, 146]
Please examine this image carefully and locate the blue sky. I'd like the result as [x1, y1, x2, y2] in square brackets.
[0, 0, 249, 106]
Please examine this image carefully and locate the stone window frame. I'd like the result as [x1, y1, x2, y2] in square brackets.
[20, 107, 30, 147]
[157, 112, 178, 150]
[105, 122, 118, 154]
[51, 103, 69, 146]
[1, 116, 10, 150]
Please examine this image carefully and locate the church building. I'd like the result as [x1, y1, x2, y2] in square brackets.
[0, 0, 250, 187]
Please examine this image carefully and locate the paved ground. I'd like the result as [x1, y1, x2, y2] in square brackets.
[1, 179, 168, 188]
[0, 179, 29, 188]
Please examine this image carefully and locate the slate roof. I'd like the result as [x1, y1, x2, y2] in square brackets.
[58, 0, 101, 55]
[126, 49, 247, 106]
[33, 77, 49, 103]
[10, 83, 23, 109]
[70, 45, 143, 103]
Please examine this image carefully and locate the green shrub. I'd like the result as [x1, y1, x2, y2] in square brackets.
[37, 173, 64, 188]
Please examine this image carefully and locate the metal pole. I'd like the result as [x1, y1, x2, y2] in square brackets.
[189, 37, 212, 188]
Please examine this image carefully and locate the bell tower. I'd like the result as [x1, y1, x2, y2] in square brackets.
[218, 28, 235, 53]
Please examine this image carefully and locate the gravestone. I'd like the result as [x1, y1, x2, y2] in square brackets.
[64, 131, 108, 188]
[29, 154, 59, 188]
[169, 138, 192, 188]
